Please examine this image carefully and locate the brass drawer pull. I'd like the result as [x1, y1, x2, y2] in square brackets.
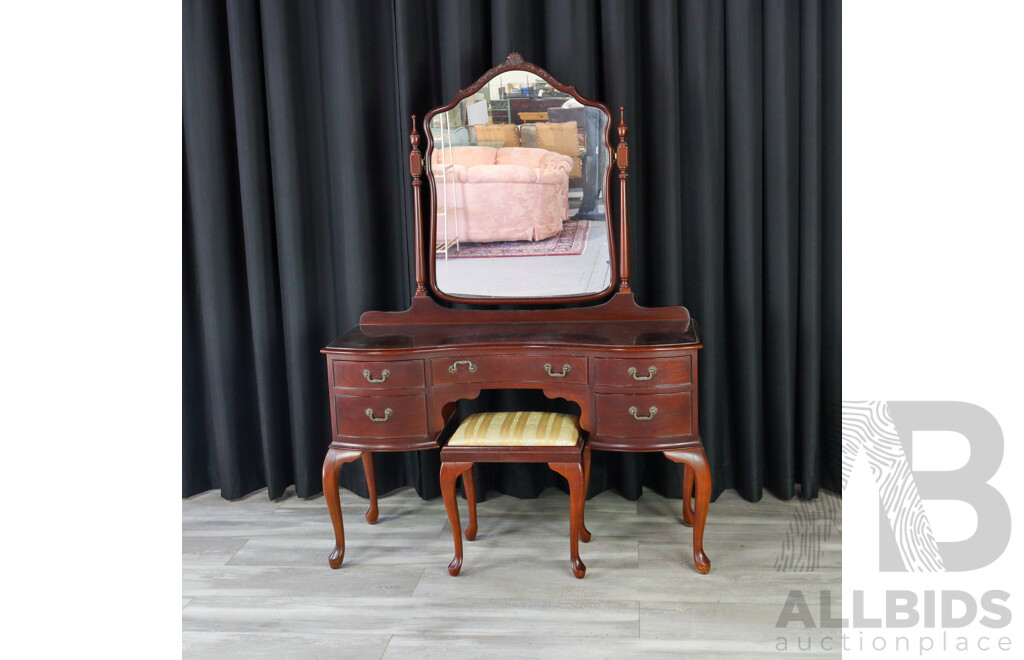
[628, 406, 658, 421]
[365, 407, 393, 422]
[448, 360, 477, 374]
[362, 368, 390, 383]
[544, 363, 571, 378]
[628, 366, 657, 381]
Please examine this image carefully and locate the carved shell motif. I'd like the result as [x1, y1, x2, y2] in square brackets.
[505, 52, 524, 66]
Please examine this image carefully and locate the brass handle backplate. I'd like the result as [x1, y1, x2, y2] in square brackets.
[365, 408, 393, 422]
[628, 406, 658, 421]
[628, 366, 657, 381]
[544, 363, 571, 378]
[448, 360, 477, 374]
[363, 368, 391, 383]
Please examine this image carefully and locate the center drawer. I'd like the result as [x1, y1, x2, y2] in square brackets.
[333, 393, 428, 438]
[430, 355, 588, 386]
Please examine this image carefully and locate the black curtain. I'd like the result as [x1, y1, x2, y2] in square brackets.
[183, 0, 841, 503]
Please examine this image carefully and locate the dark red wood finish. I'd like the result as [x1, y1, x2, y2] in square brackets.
[440, 438, 591, 578]
[333, 394, 428, 439]
[616, 107, 631, 293]
[594, 392, 693, 438]
[430, 354, 589, 386]
[593, 356, 692, 388]
[321, 319, 709, 572]
[410, 116, 427, 297]
[332, 359, 425, 389]
[321, 54, 711, 575]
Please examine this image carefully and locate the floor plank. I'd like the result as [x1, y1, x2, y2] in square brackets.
[182, 631, 392, 660]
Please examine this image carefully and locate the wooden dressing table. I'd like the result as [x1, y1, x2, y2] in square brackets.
[321, 53, 711, 574]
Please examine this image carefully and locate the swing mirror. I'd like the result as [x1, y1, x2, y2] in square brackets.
[426, 60, 615, 303]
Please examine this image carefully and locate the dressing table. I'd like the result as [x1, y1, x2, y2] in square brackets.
[321, 53, 711, 574]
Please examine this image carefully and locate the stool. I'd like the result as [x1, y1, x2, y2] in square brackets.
[439, 411, 592, 579]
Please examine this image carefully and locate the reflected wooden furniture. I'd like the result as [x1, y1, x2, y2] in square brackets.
[321, 53, 711, 575]
[517, 111, 549, 123]
[506, 96, 570, 124]
[440, 412, 592, 578]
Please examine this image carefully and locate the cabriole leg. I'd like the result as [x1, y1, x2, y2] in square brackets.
[322, 447, 362, 569]
[549, 461, 587, 579]
[361, 451, 379, 524]
[463, 465, 478, 541]
[665, 448, 712, 574]
[580, 444, 592, 543]
[681, 463, 695, 526]
[441, 462, 473, 576]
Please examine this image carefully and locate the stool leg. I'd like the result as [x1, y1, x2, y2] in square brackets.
[580, 445, 592, 543]
[322, 447, 361, 569]
[361, 451, 379, 524]
[549, 462, 587, 579]
[463, 465, 478, 541]
[665, 448, 712, 574]
[681, 463, 695, 527]
[441, 461, 473, 576]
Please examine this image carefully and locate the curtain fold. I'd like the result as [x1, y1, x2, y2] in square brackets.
[183, 0, 842, 502]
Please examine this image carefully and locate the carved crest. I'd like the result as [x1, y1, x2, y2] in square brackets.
[505, 52, 524, 66]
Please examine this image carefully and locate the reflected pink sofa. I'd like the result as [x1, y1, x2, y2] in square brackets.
[431, 146, 572, 243]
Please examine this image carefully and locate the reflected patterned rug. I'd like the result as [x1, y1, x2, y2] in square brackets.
[446, 219, 590, 259]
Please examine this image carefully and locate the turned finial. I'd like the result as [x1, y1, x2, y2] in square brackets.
[409, 115, 422, 179]
[616, 106, 629, 171]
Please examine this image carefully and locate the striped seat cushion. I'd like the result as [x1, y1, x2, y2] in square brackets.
[448, 412, 580, 447]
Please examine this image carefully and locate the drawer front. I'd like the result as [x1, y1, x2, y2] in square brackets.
[594, 356, 691, 388]
[334, 394, 428, 438]
[431, 355, 588, 386]
[595, 392, 692, 438]
[332, 359, 424, 390]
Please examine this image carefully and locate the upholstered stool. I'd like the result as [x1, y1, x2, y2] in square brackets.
[440, 411, 592, 579]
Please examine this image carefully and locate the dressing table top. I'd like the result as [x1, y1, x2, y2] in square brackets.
[324, 318, 701, 354]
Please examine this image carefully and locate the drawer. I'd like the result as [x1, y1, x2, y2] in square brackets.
[334, 394, 428, 438]
[431, 355, 588, 386]
[595, 392, 692, 437]
[594, 356, 691, 388]
[332, 359, 424, 389]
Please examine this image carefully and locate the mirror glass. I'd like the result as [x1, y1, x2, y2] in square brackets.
[430, 70, 612, 300]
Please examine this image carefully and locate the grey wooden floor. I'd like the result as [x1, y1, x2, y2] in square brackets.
[183, 486, 841, 659]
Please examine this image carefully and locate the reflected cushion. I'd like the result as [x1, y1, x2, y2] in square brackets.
[535, 121, 582, 178]
[448, 412, 581, 447]
[472, 123, 520, 147]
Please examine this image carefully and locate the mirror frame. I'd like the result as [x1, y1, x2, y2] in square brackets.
[424, 52, 618, 305]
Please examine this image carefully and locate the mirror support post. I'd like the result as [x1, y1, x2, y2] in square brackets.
[616, 107, 631, 293]
[410, 116, 427, 297]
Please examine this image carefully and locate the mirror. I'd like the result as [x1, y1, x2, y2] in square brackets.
[428, 67, 613, 301]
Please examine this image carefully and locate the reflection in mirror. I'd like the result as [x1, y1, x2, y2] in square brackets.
[430, 70, 612, 300]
